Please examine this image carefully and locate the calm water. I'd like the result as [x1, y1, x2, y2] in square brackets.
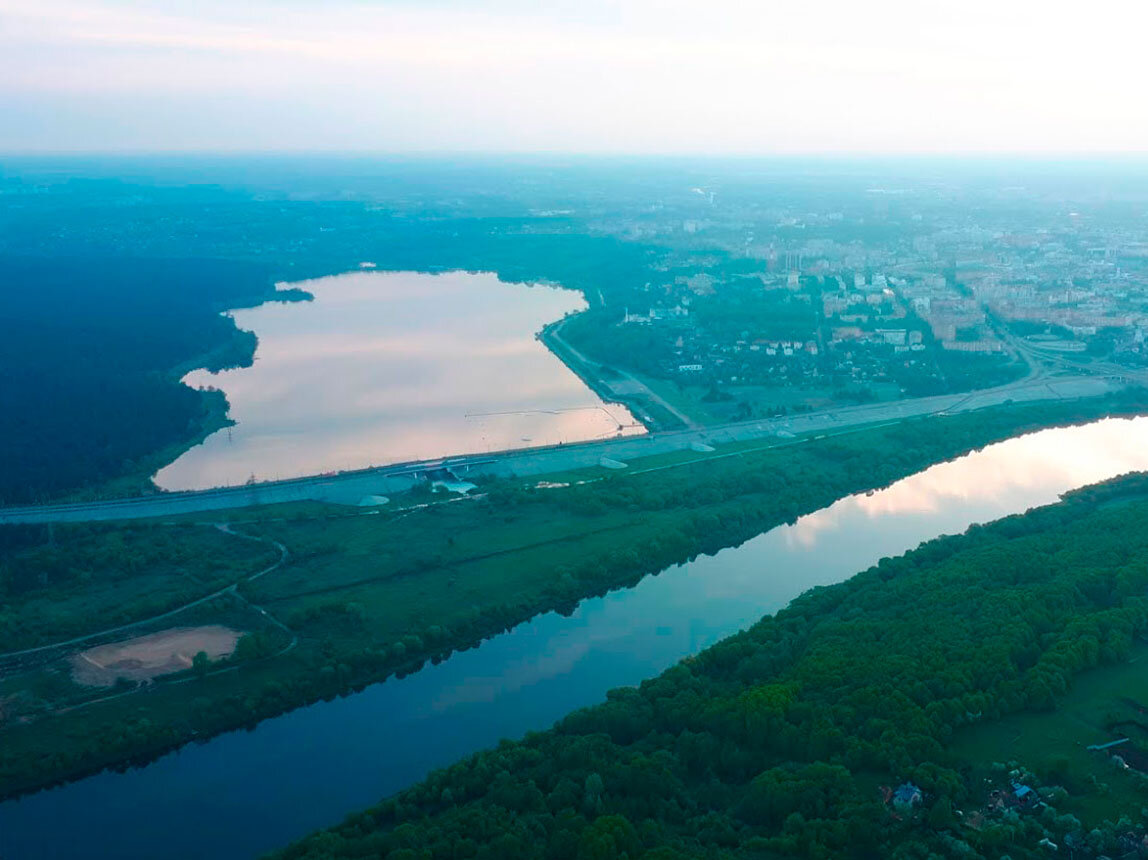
[6, 418, 1148, 859]
[155, 271, 642, 491]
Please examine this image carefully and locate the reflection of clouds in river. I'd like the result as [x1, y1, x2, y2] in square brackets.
[428, 623, 601, 711]
[428, 564, 726, 712]
[785, 418, 1148, 551]
[854, 419, 1148, 517]
[783, 506, 844, 550]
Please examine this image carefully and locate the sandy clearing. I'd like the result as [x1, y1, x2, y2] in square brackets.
[70, 625, 242, 687]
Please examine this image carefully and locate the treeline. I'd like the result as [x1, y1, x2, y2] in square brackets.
[277, 473, 1148, 860]
[1, 392, 1146, 802]
[0, 520, 278, 651]
[0, 175, 662, 502]
[0, 256, 292, 503]
[888, 348, 1025, 398]
[257, 391, 1148, 729]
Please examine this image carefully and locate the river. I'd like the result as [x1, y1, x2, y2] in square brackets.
[5, 417, 1148, 859]
[154, 270, 642, 491]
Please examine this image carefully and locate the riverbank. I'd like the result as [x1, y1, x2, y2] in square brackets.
[2, 391, 1147, 806]
[275, 471, 1148, 860]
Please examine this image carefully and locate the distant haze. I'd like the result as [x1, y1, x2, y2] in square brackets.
[2, 0, 1146, 154]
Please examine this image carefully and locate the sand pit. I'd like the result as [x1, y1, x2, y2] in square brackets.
[70, 625, 242, 687]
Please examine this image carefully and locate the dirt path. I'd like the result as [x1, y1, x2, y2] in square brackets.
[0, 527, 289, 662]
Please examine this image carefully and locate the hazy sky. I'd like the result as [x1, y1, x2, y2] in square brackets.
[2, 0, 1146, 154]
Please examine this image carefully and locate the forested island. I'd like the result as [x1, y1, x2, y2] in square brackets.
[276, 471, 1148, 860]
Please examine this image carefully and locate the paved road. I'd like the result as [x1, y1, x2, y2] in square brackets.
[0, 373, 1125, 525]
[544, 317, 701, 429]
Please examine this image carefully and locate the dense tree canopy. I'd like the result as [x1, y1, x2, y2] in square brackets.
[278, 474, 1148, 860]
[1, 393, 1145, 804]
[0, 179, 658, 502]
[0, 256, 288, 503]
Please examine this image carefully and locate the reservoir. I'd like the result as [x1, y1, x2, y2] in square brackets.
[154, 271, 642, 491]
[6, 417, 1148, 859]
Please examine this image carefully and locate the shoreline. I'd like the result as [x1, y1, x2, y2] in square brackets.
[2, 394, 1147, 813]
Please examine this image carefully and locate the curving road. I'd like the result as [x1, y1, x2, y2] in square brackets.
[0, 525, 290, 665]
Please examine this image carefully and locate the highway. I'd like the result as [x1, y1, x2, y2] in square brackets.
[0, 372, 1125, 525]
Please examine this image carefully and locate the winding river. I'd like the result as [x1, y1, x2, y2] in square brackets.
[6, 417, 1148, 859]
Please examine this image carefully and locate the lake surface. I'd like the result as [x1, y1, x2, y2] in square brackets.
[7, 417, 1148, 859]
[154, 271, 642, 491]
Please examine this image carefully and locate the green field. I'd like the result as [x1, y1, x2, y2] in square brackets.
[1, 390, 1147, 800]
[0, 522, 279, 651]
[276, 471, 1148, 860]
[638, 377, 905, 426]
[953, 641, 1148, 823]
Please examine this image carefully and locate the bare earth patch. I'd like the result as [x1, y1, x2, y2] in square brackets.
[70, 625, 242, 687]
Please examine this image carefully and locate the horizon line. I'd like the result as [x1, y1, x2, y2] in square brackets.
[5, 149, 1148, 161]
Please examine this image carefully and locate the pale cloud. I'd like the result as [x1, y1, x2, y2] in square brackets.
[1, 0, 1146, 152]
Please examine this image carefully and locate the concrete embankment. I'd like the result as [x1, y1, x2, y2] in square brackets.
[0, 375, 1123, 524]
[539, 318, 696, 430]
[537, 319, 661, 429]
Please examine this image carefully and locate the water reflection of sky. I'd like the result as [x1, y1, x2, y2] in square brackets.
[788, 417, 1148, 550]
[8, 418, 1148, 860]
[154, 271, 643, 491]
